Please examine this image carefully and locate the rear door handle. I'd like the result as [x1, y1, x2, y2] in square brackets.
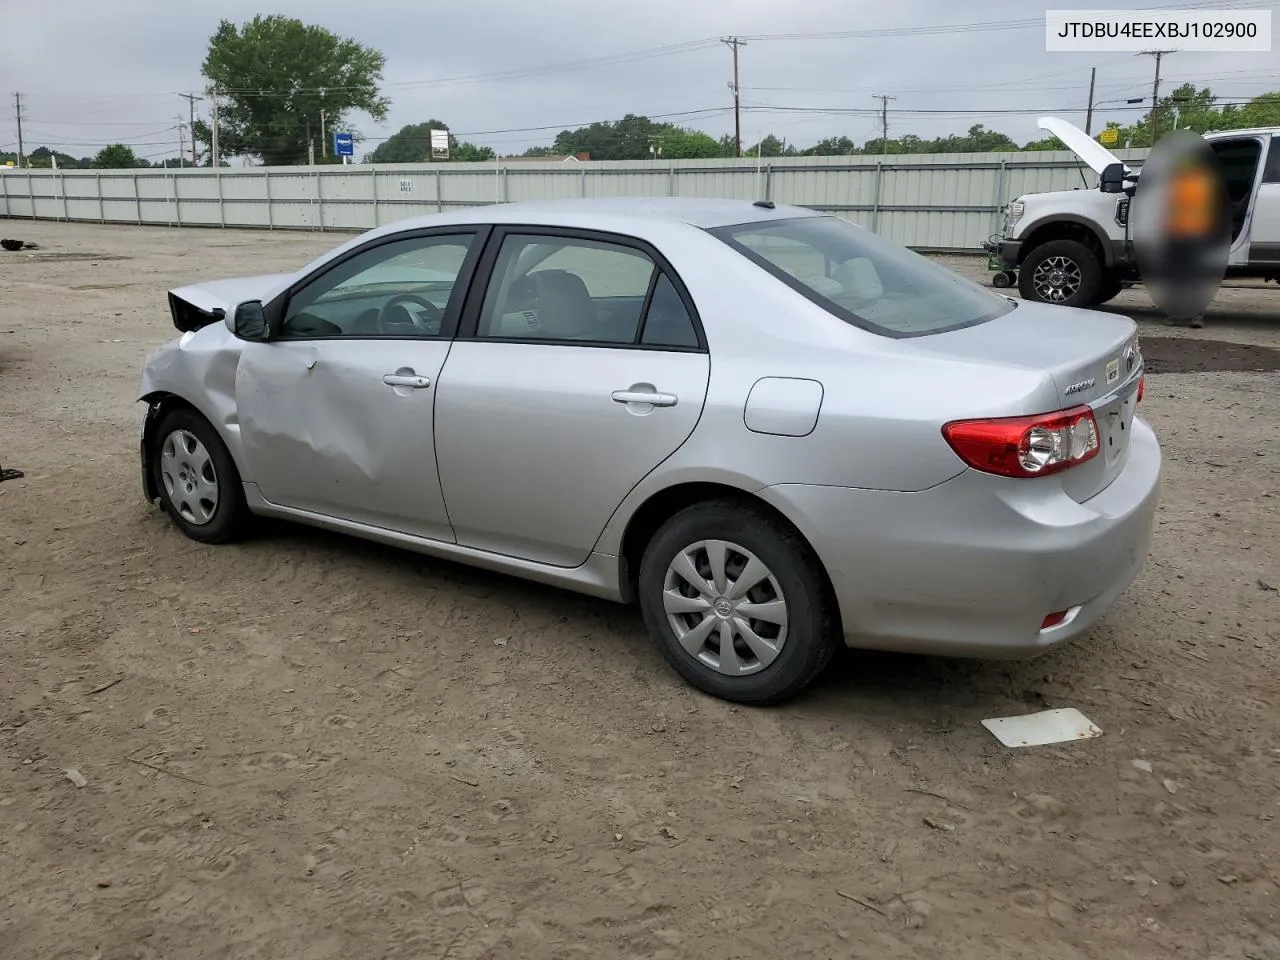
[612, 390, 677, 407]
[382, 373, 431, 389]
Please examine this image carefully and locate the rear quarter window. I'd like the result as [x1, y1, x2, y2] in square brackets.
[711, 215, 1015, 338]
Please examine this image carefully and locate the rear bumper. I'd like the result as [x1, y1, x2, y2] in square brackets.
[760, 416, 1162, 659]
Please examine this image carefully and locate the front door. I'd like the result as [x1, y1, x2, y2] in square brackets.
[1248, 135, 1280, 265]
[1208, 136, 1267, 265]
[235, 230, 484, 541]
[434, 229, 710, 567]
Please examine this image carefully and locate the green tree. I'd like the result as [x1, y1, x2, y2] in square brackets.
[744, 134, 796, 158]
[452, 141, 495, 162]
[1236, 91, 1280, 128]
[366, 120, 451, 163]
[92, 144, 142, 168]
[660, 127, 726, 159]
[195, 15, 389, 166]
[801, 136, 858, 156]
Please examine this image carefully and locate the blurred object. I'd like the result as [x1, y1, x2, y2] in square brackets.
[1, 239, 40, 252]
[1132, 130, 1231, 322]
[0, 461, 24, 483]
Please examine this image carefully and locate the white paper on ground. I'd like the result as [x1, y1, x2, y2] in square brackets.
[981, 707, 1102, 747]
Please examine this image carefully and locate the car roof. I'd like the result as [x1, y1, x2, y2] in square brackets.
[371, 197, 822, 234]
[1204, 127, 1280, 139]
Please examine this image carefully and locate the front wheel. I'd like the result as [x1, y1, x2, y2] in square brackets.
[1095, 272, 1125, 305]
[1017, 239, 1104, 308]
[637, 500, 840, 705]
[151, 408, 247, 544]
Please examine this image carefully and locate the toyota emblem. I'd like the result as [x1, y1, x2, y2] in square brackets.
[1124, 345, 1137, 372]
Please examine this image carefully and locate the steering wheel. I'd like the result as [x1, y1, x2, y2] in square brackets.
[377, 294, 443, 335]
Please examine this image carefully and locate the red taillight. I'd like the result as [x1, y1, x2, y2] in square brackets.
[942, 405, 1100, 479]
[1137, 375, 1145, 403]
[1040, 611, 1069, 630]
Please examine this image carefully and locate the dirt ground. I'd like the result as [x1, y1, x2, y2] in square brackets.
[2, 221, 1279, 960]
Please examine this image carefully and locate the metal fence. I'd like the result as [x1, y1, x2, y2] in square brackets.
[1, 149, 1148, 252]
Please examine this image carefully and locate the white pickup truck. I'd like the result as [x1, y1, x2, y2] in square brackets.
[991, 116, 1280, 308]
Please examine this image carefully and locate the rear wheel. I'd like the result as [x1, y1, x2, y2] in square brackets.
[1018, 239, 1103, 308]
[151, 408, 247, 544]
[637, 500, 839, 705]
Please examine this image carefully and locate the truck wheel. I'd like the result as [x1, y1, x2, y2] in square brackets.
[1095, 273, 1124, 305]
[1018, 239, 1103, 308]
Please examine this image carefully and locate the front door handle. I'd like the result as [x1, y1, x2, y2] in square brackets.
[382, 373, 431, 389]
[612, 390, 677, 407]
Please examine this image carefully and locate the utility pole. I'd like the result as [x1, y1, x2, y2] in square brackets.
[722, 37, 746, 158]
[210, 87, 219, 168]
[874, 94, 896, 155]
[179, 92, 202, 165]
[13, 92, 24, 168]
[1085, 67, 1097, 135]
[1139, 49, 1175, 144]
[320, 88, 328, 159]
[176, 116, 186, 167]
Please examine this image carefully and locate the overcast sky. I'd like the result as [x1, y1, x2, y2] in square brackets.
[2, 0, 1275, 162]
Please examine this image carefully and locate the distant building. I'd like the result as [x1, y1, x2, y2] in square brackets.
[500, 152, 590, 163]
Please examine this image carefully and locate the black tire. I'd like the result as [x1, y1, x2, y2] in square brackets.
[1017, 238, 1104, 308]
[150, 408, 247, 544]
[992, 271, 1014, 289]
[637, 499, 840, 705]
[1095, 272, 1124, 305]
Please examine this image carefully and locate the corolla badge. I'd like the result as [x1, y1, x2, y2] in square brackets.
[1064, 377, 1096, 396]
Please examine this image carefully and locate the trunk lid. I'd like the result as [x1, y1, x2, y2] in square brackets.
[918, 301, 1143, 502]
[168, 272, 295, 333]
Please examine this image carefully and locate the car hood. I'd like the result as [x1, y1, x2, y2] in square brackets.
[1038, 115, 1131, 177]
[167, 272, 297, 334]
[169, 272, 297, 314]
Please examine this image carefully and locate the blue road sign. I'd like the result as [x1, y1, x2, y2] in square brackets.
[333, 132, 354, 157]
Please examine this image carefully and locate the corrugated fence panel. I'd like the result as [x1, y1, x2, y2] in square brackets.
[1, 149, 1153, 250]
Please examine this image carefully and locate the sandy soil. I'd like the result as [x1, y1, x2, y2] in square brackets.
[2, 222, 1279, 960]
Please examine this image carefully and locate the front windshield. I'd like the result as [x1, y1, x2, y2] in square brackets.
[711, 215, 1015, 337]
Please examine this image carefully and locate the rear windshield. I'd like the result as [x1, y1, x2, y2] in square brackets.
[710, 215, 1015, 337]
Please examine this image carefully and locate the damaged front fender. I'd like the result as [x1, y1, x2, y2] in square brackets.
[138, 324, 249, 490]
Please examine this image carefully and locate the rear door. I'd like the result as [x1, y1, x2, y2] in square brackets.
[235, 229, 486, 541]
[433, 227, 710, 567]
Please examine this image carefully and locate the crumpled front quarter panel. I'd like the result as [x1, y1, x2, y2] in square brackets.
[138, 325, 248, 474]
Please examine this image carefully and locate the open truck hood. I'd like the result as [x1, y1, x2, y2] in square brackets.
[1038, 116, 1132, 177]
[167, 272, 295, 333]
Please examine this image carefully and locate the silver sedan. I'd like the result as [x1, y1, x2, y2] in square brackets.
[139, 198, 1162, 704]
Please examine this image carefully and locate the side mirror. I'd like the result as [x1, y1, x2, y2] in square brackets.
[1099, 162, 1127, 194]
[232, 301, 269, 340]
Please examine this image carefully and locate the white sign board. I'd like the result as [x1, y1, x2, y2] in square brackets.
[398, 179, 413, 194]
[429, 129, 450, 160]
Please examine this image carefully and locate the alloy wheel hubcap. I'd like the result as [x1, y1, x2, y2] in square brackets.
[160, 429, 219, 526]
[662, 539, 789, 677]
[1033, 255, 1082, 302]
